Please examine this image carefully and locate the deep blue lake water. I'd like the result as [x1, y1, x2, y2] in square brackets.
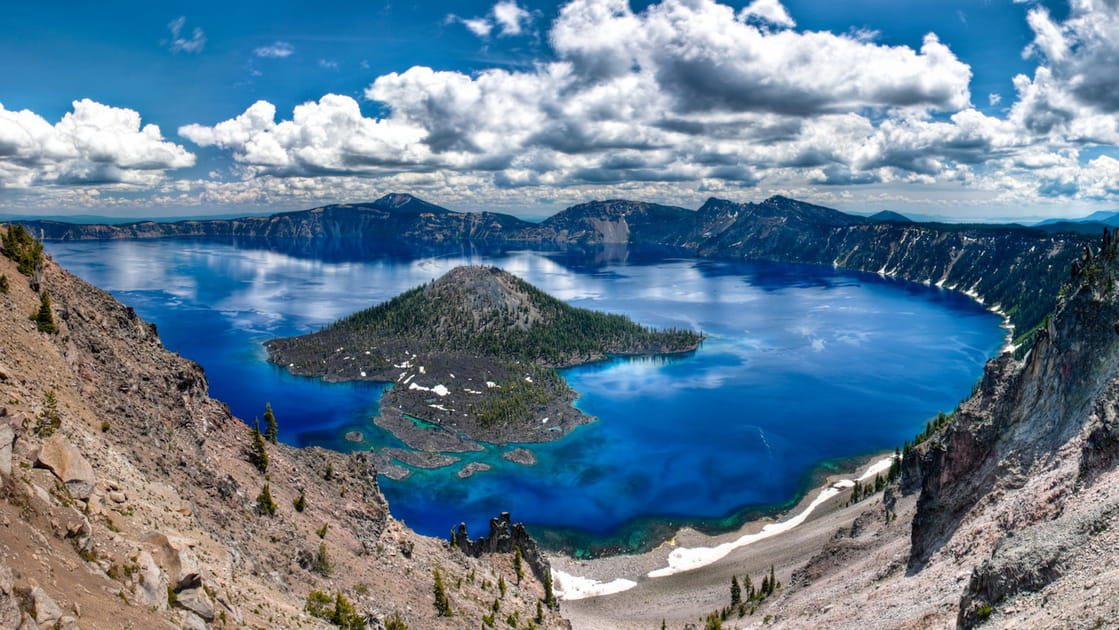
[45, 238, 1004, 554]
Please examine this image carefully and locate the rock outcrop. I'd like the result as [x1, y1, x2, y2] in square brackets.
[454, 512, 552, 588]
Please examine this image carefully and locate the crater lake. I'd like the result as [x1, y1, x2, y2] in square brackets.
[45, 238, 1005, 554]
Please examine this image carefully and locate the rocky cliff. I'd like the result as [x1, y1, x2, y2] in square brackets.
[0, 227, 569, 629]
[20, 194, 536, 243]
[727, 230, 1119, 629]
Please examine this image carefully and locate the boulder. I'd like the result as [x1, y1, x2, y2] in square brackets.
[0, 566, 22, 628]
[34, 436, 95, 500]
[181, 610, 208, 630]
[141, 531, 202, 591]
[175, 587, 215, 622]
[133, 552, 168, 610]
[0, 422, 14, 477]
[29, 587, 63, 626]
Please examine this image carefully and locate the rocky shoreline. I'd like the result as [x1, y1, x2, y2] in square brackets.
[552, 452, 897, 624]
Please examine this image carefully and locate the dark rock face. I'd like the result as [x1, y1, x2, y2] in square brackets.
[902, 231, 1119, 622]
[913, 235, 1119, 565]
[453, 512, 551, 587]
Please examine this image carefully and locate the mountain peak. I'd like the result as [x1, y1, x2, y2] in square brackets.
[370, 193, 450, 214]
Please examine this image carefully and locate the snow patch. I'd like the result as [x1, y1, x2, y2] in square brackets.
[552, 570, 637, 601]
[409, 383, 450, 397]
[647, 457, 896, 578]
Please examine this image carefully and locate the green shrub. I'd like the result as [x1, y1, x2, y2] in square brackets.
[384, 612, 407, 630]
[256, 484, 276, 516]
[33, 390, 61, 437]
[305, 591, 365, 629]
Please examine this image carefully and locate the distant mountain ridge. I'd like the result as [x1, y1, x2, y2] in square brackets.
[869, 210, 913, 223]
[18, 192, 1095, 342]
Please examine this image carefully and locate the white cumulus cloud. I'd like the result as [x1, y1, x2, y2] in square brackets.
[0, 99, 195, 188]
[493, 1, 533, 35]
[739, 0, 795, 28]
[448, 0, 533, 38]
[162, 0, 1119, 211]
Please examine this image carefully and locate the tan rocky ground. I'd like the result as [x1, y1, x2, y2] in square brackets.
[0, 230, 568, 629]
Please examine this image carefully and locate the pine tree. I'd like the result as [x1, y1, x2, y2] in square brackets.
[249, 419, 269, 473]
[744, 574, 754, 601]
[263, 402, 278, 443]
[513, 545, 524, 583]
[35, 291, 57, 333]
[432, 569, 452, 617]
[314, 542, 334, 577]
[543, 569, 557, 610]
[0, 274, 9, 294]
[293, 489, 306, 512]
[2, 224, 43, 276]
[331, 592, 357, 627]
[498, 575, 506, 597]
[256, 484, 276, 516]
[33, 390, 62, 437]
[730, 575, 741, 607]
[888, 448, 902, 482]
[768, 565, 777, 594]
[324, 459, 334, 480]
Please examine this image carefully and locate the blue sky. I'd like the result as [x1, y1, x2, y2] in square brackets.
[2, 0, 1117, 220]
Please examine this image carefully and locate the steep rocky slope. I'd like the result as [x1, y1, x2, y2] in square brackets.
[708, 231, 1119, 628]
[0, 228, 569, 629]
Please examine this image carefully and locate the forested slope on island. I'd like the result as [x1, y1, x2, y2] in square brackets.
[266, 266, 702, 446]
[21, 192, 1090, 344]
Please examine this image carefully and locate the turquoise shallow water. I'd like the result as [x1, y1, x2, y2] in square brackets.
[45, 238, 1004, 553]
